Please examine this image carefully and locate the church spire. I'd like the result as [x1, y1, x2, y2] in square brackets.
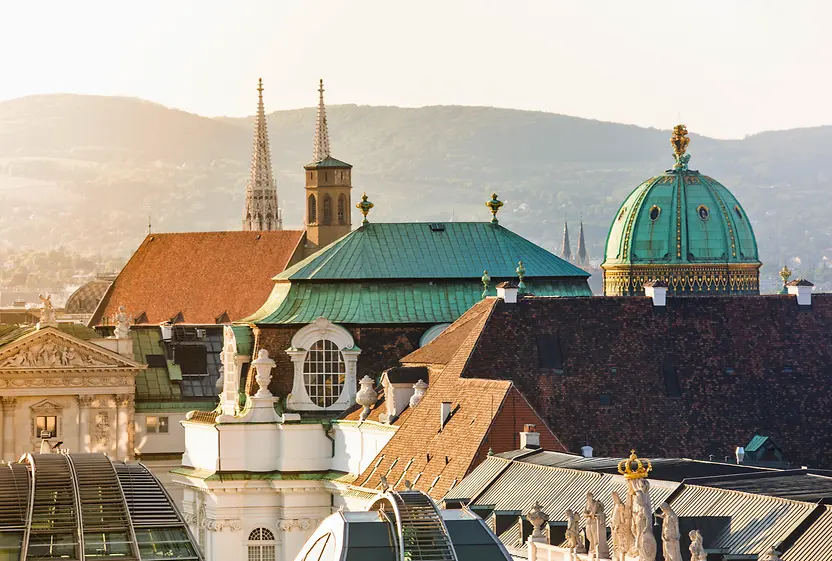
[243, 78, 281, 231]
[576, 217, 588, 265]
[560, 217, 572, 262]
[313, 79, 331, 162]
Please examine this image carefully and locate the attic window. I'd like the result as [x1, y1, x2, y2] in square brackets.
[697, 205, 710, 221]
[536, 334, 563, 370]
[599, 394, 611, 406]
[145, 354, 167, 368]
[663, 364, 682, 398]
[429, 223, 446, 232]
[649, 205, 661, 222]
[610, 367, 618, 375]
[725, 367, 735, 375]
[174, 345, 208, 375]
[783, 366, 794, 373]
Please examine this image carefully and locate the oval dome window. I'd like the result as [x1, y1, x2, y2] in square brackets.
[697, 205, 710, 221]
[649, 205, 661, 221]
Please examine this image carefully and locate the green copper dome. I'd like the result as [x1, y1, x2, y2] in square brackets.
[602, 125, 761, 296]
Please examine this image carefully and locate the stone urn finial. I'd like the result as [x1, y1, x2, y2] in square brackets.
[356, 376, 378, 421]
[526, 500, 549, 541]
[251, 349, 276, 398]
[409, 379, 428, 408]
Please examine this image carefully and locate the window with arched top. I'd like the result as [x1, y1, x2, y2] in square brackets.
[248, 528, 276, 561]
[337, 195, 346, 224]
[304, 340, 345, 408]
[323, 195, 332, 225]
[308, 195, 317, 224]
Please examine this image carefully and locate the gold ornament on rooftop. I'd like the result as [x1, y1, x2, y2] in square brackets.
[356, 193, 374, 225]
[779, 265, 792, 285]
[617, 450, 652, 480]
[671, 124, 690, 157]
[486, 193, 504, 224]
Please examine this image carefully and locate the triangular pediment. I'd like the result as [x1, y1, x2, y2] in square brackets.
[0, 327, 142, 370]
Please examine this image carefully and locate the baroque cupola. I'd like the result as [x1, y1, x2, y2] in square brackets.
[303, 79, 353, 251]
[602, 125, 761, 296]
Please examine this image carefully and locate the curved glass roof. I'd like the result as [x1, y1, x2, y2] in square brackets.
[0, 453, 201, 561]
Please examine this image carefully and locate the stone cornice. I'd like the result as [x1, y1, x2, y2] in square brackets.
[0, 373, 135, 390]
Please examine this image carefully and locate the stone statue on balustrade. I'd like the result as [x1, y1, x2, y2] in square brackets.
[113, 305, 131, 340]
[656, 502, 682, 561]
[564, 508, 584, 554]
[38, 294, 56, 327]
[688, 530, 707, 561]
[582, 492, 609, 560]
[610, 492, 631, 561]
[634, 491, 656, 561]
[616, 450, 658, 561]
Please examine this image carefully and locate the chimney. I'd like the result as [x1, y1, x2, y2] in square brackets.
[735, 446, 745, 464]
[580, 445, 593, 458]
[496, 281, 519, 304]
[520, 424, 540, 449]
[786, 279, 814, 306]
[440, 402, 452, 429]
[643, 280, 668, 307]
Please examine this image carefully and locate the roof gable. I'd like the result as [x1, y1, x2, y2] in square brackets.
[276, 223, 590, 281]
[0, 326, 143, 370]
[91, 230, 304, 326]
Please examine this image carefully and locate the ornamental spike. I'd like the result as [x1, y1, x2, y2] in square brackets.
[486, 193, 504, 224]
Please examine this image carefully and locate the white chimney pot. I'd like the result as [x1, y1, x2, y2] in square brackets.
[520, 426, 541, 449]
[496, 282, 519, 304]
[581, 445, 593, 458]
[440, 402, 452, 429]
[735, 446, 745, 464]
[643, 281, 668, 307]
[787, 281, 813, 306]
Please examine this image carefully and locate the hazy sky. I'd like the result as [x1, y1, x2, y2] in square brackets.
[2, 1, 829, 139]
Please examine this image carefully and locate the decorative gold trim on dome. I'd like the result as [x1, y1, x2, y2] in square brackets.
[701, 177, 738, 258]
[601, 263, 761, 296]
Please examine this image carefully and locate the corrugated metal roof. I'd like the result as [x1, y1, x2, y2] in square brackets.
[670, 484, 816, 556]
[445, 456, 512, 502]
[465, 461, 678, 522]
[687, 471, 832, 502]
[276, 222, 590, 281]
[783, 505, 832, 561]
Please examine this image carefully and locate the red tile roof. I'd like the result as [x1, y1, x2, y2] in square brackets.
[91, 231, 304, 326]
[355, 299, 565, 499]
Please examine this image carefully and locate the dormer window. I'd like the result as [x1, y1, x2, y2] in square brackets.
[286, 317, 361, 411]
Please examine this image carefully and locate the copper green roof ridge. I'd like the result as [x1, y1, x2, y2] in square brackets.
[276, 222, 590, 281]
[303, 156, 352, 169]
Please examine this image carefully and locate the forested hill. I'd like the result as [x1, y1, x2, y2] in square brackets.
[1, 93, 830, 282]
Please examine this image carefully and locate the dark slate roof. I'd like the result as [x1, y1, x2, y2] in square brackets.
[786, 279, 814, 287]
[400, 293, 832, 469]
[686, 470, 832, 502]
[274, 223, 590, 281]
[492, 449, 770, 481]
[385, 366, 429, 384]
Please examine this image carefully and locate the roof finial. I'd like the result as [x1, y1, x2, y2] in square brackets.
[779, 265, 793, 294]
[481, 270, 490, 298]
[516, 261, 526, 294]
[486, 193, 504, 224]
[671, 124, 691, 171]
[257, 77, 263, 97]
[313, 79, 331, 162]
[147, 215, 152, 235]
[356, 193, 374, 225]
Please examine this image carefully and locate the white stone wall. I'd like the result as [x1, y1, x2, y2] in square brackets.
[134, 411, 188, 455]
[331, 422, 395, 475]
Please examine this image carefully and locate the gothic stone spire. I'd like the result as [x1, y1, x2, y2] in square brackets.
[313, 79, 331, 162]
[243, 78, 281, 231]
[560, 217, 572, 262]
[576, 218, 588, 265]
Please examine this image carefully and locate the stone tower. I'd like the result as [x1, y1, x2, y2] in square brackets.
[303, 80, 353, 250]
[243, 78, 282, 231]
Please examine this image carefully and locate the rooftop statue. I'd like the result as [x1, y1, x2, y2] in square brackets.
[564, 508, 582, 552]
[688, 530, 707, 561]
[656, 502, 682, 561]
[38, 294, 56, 327]
[582, 492, 609, 559]
[610, 492, 630, 561]
[113, 305, 131, 340]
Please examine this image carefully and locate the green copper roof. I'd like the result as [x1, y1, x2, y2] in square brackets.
[276, 222, 590, 281]
[246, 279, 590, 324]
[131, 328, 182, 402]
[603, 170, 760, 267]
[303, 156, 352, 170]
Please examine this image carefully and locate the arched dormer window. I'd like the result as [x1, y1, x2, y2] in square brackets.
[337, 194, 346, 225]
[323, 195, 332, 225]
[286, 317, 361, 411]
[248, 528, 276, 561]
[308, 195, 317, 224]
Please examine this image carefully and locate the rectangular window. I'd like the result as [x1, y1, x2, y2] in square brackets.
[663, 364, 682, 398]
[599, 394, 611, 406]
[146, 416, 169, 434]
[35, 416, 57, 438]
[536, 334, 564, 370]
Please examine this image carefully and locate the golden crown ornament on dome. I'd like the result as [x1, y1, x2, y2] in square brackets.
[670, 124, 692, 171]
[617, 450, 653, 480]
[486, 193, 504, 224]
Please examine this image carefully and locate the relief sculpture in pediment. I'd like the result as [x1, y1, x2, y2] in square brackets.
[0, 338, 112, 368]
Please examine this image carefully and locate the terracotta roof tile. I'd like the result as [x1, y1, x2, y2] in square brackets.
[91, 231, 304, 326]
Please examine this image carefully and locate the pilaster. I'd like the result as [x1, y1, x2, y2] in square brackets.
[1, 397, 17, 461]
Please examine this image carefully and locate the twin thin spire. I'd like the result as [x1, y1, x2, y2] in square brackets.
[561, 215, 588, 265]
[313, 79, 331, 162]
[242, 78, 281, 231]
[560, 216, 572, 262]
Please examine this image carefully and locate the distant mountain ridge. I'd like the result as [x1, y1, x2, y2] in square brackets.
[0, 93, 830, 285]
